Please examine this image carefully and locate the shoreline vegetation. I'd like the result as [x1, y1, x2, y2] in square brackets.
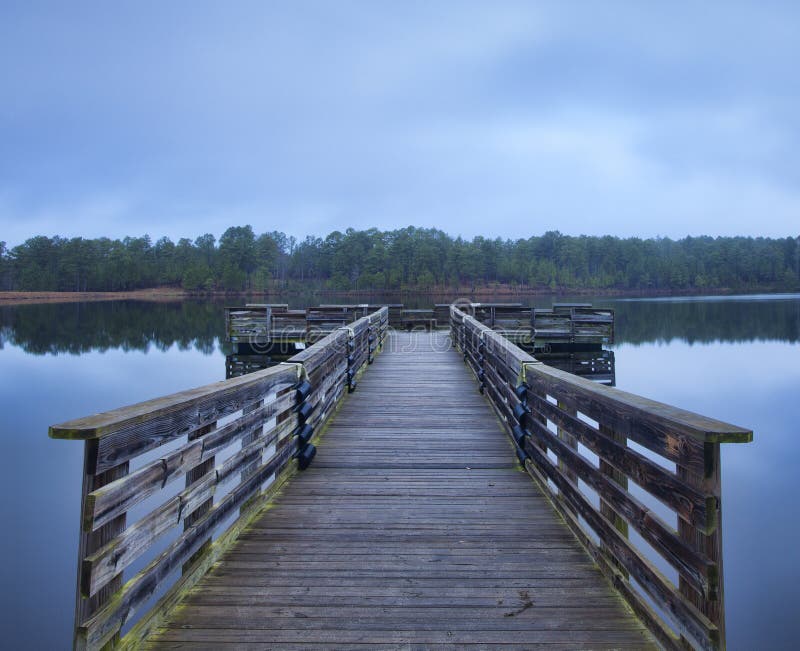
[1, 284, 796, 307]
[0, 288, 188, 306]
[2, 227, 798, 302]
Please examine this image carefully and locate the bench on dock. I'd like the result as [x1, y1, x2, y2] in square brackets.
[51, 304, 749, 650]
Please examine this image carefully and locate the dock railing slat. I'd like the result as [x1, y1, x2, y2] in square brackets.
[50, 307, 388, 650]
[450, 305, 751, 651]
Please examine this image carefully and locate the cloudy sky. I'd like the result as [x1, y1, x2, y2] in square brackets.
[1, 1, 798, 246]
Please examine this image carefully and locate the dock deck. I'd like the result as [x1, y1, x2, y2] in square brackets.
[145, 331, 655, 649]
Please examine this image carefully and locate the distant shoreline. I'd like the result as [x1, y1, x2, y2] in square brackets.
[0, 288, 190, 306]
[1, 285, 791, 306]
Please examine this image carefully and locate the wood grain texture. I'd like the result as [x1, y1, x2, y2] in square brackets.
[78, 441, 299, 649]
[50, 364, 299, 440]
[449, 306, 745, 651]
[145, 330, 656, 650]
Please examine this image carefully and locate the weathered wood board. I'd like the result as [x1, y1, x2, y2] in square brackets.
[145, 331, 655, 649]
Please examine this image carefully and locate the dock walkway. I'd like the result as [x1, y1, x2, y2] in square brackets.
[145, 331, 654, 649]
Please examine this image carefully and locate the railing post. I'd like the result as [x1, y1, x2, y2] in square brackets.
[74, 442, 128, 650]
[380, 308, 387, 351]
[268, 306, 276, 348]
[521, 363, 548, 458]
[240, 398, 265, 514]
[183, 420, 216, 572]
[679, 442, 725, 649]
[368, 320, 376, 364]
[556, 400, 578, 484]
[598, 422, 630, 576]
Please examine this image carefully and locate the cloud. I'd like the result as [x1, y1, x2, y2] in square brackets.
[0, 1, 798, 246]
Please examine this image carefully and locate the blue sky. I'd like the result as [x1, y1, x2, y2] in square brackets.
[1, 1, 798, 246]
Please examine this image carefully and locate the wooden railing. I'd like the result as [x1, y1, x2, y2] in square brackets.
[225, 304, 306, 346]
[225, 303, 397, 346]
[450, 306, 750, 651]
[533, 303, 615, 345]
[50, 307, 388, 650]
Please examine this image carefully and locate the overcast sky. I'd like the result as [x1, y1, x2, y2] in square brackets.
[1, 1, 798, 247]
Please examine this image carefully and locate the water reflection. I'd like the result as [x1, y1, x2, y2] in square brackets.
[0, 343, 225, 649]
[2, 294, 798, 358]
[610, 294, 800, 345]
[0, 300, 224, 355]
[1, 294, 798, 650]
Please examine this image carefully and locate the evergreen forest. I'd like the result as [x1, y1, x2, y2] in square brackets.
[2, 227, 798, 293]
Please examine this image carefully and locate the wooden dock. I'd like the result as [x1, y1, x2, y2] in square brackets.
[225, 302, 614, 351]
[145, 331, 654, 649]
[51, 305, 751, 650]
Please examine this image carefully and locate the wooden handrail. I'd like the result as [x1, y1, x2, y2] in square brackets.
[225, 304, 380, 347]
[49, 365, 298, 441]
[450, 305, 751, 651]
[51, 307, 388, 650]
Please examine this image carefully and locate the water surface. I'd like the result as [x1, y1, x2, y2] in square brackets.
[0, 294, 797, 649]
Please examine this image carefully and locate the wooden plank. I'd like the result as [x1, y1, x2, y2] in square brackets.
[79, 441, 299, 649]
[520, 436, 718, 650]
[82, 473, 214, 598]
[200, 391, 295, 460]
[50, 365, 298, 476]
[83, 439, 203, 532]
[599, 420, 630, 577]
[678, 444, 726, 647]
[182, 417, 216, 575]
[524, 362, 752, 446]
[145, 330, 656, 650]
[119, 457, 299, 651]
[450, 307, 743, 650]
[524, 391, 714, 532]
[524, 416, 715, 597]
[520, 456, 684, 651]
[73, 444, 128, 650]
[62, 308, 396, 649]
[50, 364, 298, 440]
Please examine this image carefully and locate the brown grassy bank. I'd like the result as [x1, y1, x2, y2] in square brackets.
[0, 283, 779, 306]
[0, 288, 190, 306]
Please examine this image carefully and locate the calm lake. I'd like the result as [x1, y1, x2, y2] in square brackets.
[1, 293, 798, 649]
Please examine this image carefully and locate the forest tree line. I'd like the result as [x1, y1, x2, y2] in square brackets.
[1, 226, 798, 293]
